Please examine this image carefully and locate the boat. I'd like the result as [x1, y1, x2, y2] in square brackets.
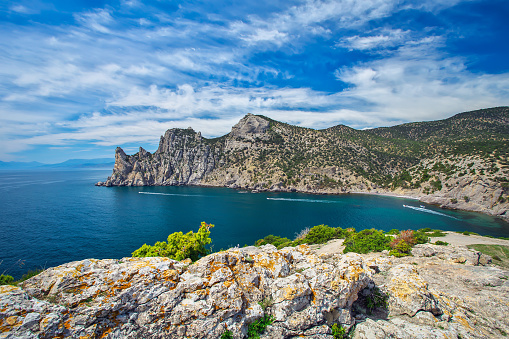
[420, 205, 425, 208]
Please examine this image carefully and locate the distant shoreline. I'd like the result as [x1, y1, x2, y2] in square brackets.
[116, 181, 508, 223]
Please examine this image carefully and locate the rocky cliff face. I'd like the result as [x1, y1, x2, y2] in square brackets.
[1, 244, 507, 338]
[97, 108, 509, 221]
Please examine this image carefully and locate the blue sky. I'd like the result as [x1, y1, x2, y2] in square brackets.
[1, 0, 508, 163]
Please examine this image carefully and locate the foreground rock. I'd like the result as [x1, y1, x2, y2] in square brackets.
[1, 244, 508, 338]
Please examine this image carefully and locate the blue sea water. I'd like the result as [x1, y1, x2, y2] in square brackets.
[1, 169, 508, 279]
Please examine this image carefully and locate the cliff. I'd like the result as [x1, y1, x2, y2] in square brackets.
[97, 108, 509, 220]
[1, 244, 507, 338]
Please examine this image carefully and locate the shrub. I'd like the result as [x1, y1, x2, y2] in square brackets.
[464, 196, 470, 202]
[132, 222, 214, 261]
[427, 230, 446, 237]
[343, 229, 391, 254]
[390, 230, 416, 248]
[0, 274, 14, 286]
[386, 229, 400, 235]
[247, 314, 274, 338]
[434, 240, 449, 246]
[18, 269, 43, 283]
[450, 198, 458, 203]
[331, 323, 347, 339]
[419, 228, 446, 237]
[255, 235, 291, 248]
[221, 330, 233, 339]
[457, 231, 479, 236]
[389, 239, 412, 257]
[304, 224, 337, 244]
[413, 230, 430, 244]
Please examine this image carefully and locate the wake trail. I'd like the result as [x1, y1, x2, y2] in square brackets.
[138, 192, 206, 198]
[403, 205, 459, 220]
[267, 197, 340, 204]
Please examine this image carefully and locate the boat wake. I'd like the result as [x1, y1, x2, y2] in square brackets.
[403, 205, 459, 220]
[138, 192, 205, 197]
[267, 197, 339, 204]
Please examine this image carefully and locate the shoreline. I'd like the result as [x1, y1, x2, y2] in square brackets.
[99, 180, 508, 224]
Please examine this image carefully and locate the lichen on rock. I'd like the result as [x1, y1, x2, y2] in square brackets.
[2, 243, 508, 338]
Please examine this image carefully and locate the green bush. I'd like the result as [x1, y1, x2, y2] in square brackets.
[389, 239, 412, 257]
[0, 274, 14, 286]
[427, 230, 446, 237]
[386, 229, 400, 235]
[304, 224, 337, 244]
[419, 228, 446, 237]
[247, 314, 274, 338]
[413, 230, 430, 244]
[132, 222, 214, 261]
[434, 240, 449, 246]
[255, 235, 291, 248]
[220, 330, 233, 339]
[18, 269, 43, 283]
[331, 323, 347, 339]
[343, 229, 391, 254]
[456, 231, 479, 236]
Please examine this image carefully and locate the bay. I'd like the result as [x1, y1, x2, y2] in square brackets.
[1, 169, 508, 279]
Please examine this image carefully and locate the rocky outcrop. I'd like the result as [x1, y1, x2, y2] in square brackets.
[96, 110, 509, 221]
[1, 243, 508, 338]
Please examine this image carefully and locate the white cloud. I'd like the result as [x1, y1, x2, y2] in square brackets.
[10, 5, 34, 14]
[240, 29, 288, 46]
[338, 29, 409, 51]
[74, 9, 114, 33]
[335, 45, 509, 124]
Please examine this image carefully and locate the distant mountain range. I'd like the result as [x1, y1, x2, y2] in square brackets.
[0, 158, 114, 170]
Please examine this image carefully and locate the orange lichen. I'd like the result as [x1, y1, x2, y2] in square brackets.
[454, 314, 475, 332]
[99, 327, 113, 338]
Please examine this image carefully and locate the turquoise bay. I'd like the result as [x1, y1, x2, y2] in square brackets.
[1, 169, 508, 279]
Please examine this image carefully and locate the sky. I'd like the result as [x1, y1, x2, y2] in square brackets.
[1, 0, 508, 163]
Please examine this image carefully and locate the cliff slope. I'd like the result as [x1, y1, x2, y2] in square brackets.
[97, 107, 509, 220]
[1, 244, 507, 338]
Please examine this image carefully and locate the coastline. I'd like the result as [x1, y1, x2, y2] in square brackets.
[100, 179, 508, 224]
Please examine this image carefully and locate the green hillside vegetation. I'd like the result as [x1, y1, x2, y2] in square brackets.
[202, 107, 509, 193]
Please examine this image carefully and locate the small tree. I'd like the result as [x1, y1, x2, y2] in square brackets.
[132, 222, 214, 261]
[343, 229, 391, 254]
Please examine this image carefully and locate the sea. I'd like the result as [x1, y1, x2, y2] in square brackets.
[1, 169, 508, 279]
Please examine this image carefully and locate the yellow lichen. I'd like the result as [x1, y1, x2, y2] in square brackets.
[0, 285, 19, 294]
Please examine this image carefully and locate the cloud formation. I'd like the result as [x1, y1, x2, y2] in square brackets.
[0, 0, 508, 162]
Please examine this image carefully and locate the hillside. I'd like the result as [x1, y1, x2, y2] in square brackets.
[97, 107, 509, 220]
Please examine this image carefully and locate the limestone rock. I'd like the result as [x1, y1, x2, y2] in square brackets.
[2, 243, 509, 338]
[230, 113, 270, 140]
[2, 245, 371, 339]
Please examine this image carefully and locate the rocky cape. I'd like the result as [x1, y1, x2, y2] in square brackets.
[97, 108, 509, 221]
[1, 243, 507, 338]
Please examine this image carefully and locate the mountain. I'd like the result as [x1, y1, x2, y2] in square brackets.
[98, 107, 509, 220]
[0, 161, 44, 169]
[0, 158, 114, 170]
[40, 158, 115, 169]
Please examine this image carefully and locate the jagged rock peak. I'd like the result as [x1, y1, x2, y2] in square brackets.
[230, 113, 270, 140]
[156, 127, 203, 154]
